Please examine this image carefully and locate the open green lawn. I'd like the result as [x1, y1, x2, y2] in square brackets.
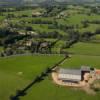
[66, 42, 100, 55]
[0, 55, 63, 100]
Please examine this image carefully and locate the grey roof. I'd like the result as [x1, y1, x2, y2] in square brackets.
[81, 66, 90, 71]
[59, 68, 81, 75]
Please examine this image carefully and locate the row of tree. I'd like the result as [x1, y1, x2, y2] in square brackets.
[10, 55, 69, 100]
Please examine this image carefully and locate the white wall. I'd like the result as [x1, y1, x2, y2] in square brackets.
[58, 74, 81, 81]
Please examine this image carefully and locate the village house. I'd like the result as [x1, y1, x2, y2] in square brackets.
[24, 40, 32, 47]
[32, 12, 42, 17]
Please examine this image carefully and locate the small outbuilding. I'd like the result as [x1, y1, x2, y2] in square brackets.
[81, 66, 91, 80]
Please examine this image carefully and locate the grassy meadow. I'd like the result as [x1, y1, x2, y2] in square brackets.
[1, 54, 100, 100]
[0, 55, 63, 100]
[21, 54, 100, 100]
[61, 55, 100, 69]
[21, 77, 100, 100]
[66, 42, 100, 55]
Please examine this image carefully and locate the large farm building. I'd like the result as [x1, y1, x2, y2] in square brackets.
[58, 66, 94, 83]
[51, 66, 100, 89]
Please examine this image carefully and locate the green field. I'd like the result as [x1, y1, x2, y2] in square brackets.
[0, 55, 63, 100]
[21, 55, 100, 100]
[66, 42, 100, 55]
[0, 6, 100, 36]
[0, 54, 100, 100]
[61, 55, 100, 69]
[21, 77, 100, 100]
[0, 16, 5, 22]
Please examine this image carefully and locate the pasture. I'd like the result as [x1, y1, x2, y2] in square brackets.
[0, 54, 100, 100]
[0, 55, 63, 100]
[66, 42, 100, 55]
[0, 6, 100, 36]
[21, 77, 100, 100]
[0, 16, 5, 22]
[21, 54, 100, 100]
[61, 55, 100, 69]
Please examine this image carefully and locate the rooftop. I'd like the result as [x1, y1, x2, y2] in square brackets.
[81, 66, 91, 71]
[59, 68, 81, 75]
